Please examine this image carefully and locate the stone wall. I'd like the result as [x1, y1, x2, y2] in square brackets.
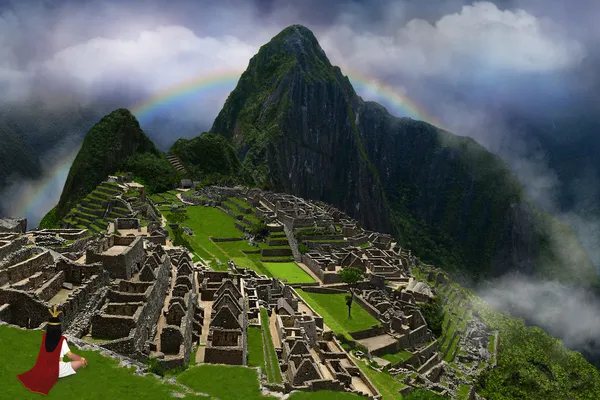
[307, 241, 348, 250]
[86, 236, 145, 279]
[53, 236, 94, 254]
[0, 303, 9, 321]
[130, 255, 170, 357]
[0, 250, 53, 286]
[62, 273, 110, 337]
[301, 286, 346, 295]
[211, 237, 244, 243]
[0, 289, 49, 328]
[92, 314, 138, 339]
[353, 293, 383, 321]
[204, 346, 244, 365]
[0, 237, 28, 260]
[349, 326, 386, 341]
[56, 259, 104, 285]
[35, 270, 65, 302]
[261, 248, 293, 257]
[146, 235, 166, 245]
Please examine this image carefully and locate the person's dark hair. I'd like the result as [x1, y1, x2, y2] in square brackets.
[45, 315, 62, 352]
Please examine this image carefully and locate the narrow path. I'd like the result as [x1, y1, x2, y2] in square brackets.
[269, 310, 281, 349]
[195, 300, 213, 363]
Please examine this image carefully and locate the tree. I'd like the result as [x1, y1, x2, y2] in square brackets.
[418, 296, 444, 337]
[338, 267, 364, 317]
[248, 221, 269, 240]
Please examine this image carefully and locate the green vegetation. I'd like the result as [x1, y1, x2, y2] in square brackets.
[296, 289, 379, 334]
[61, 181, 130, 234]
[352, 358, 406, 400]
[338, 267, 364, 317]
[262, 262, 315, 283]
[417, 297, 444, 337]
[260, 308, 283, 383]
[380, 350, 413, 365]
[39, 206, 60, 229]
[247, 326, 265, 369]
[170, 132, 251, 186]
[0, 325, 201, 399]
[177, 364, 271, 400]
[55, 108, 160, 218]
[472, 294, 600, 399]
[122, 152, 181, 194]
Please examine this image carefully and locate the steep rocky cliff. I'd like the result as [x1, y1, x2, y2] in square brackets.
[211, 24, 596, 284]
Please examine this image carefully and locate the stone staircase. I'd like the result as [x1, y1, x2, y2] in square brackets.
[166, 154, 187, 175]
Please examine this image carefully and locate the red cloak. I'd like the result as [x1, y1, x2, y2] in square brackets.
[17, 333, 65, 395]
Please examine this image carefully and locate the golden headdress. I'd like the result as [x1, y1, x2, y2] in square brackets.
[47, 305, 62, 325]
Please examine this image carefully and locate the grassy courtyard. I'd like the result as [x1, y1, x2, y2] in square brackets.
[262, 262, 315, 284]
[161, 204, 304, 279]
[296, 290, 380, 334]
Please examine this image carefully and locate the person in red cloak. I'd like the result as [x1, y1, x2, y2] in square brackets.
[17, 305, 89, 395]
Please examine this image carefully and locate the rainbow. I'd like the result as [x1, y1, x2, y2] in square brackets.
[131, 70, 243, 124]
[130, 68, 445, 130]
[18, 67, 445, 225]
[13, 144, 81, 226]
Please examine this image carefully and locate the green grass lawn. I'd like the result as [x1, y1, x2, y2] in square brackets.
[262, 262, 315, 283]
[296, 290, 380, 334]
[380, 349, 413, 365]
[0, 325, 202, 399]
[162, 205, 294, 276]
[247, 326, 264, 369]
[260, 308, 282, 383]
[177, 364, 273, 400]
[352, 357, 406, 400]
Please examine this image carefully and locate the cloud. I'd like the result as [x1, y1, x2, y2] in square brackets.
[479, 274, 600, 356]
[320, 1, 585, 80]
[40, 26, 257, 94]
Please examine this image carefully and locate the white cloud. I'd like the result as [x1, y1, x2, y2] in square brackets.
[320, 1, 585, 79]
[41, 26, 257, 93]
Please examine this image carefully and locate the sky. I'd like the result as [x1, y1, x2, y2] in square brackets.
[1, 0, 600, 356]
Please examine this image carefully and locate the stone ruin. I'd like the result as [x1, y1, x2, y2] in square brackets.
[204, 279, 247, 365]
[0, 217, 27, 234]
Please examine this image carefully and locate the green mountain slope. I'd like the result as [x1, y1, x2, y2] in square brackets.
[169, 132, 251, 186]
[210, 24, 596, 286]
[54, 109, 164, 218]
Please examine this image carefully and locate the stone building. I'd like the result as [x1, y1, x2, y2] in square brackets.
[86, 234, 146, 279]
[204, 279, 247, 365]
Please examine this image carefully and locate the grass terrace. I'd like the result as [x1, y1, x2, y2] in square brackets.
[296, 289, 380, 335]
[247, 326, 264, 369]
[161, 204, 303, 276]
[260, 308, 283, 383]
[262, 262, 315, 284]
[380, 349, 413, 365]
[62, 181, 128, 234]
